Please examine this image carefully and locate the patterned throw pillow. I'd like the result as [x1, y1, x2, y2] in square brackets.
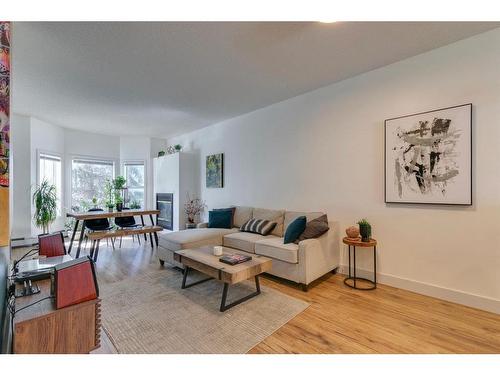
[240, 218, 277, 236]
[293, 214, 330, 244]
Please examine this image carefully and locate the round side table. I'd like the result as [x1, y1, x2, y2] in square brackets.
[343, 237, 377, 290]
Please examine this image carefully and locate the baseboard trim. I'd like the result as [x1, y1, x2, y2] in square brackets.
[337, 265, 500, 315]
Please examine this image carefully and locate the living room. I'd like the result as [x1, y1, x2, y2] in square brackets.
[1, 1, 500, 372]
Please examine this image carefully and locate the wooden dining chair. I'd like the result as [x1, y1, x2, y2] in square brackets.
[38, 232, 67, 258]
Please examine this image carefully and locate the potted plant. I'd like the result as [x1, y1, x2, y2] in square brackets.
[357, 218, 372, 242]
[32, 179, 57, 234]
[174, 144, 182, 152]
[115, 196, 124, 212]
[91, 196, 98, 209]
[104, 179, 114, 211]
[158, 150, 165, 157]
[184, 193, 206, 229]
[113, 176, 126, 210]
[130, 200, 141, 209]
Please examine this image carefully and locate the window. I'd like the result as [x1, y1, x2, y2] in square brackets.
[71, 158, 114, 211]
[124, 162, 145, 209]
[39, 153, 62, 216]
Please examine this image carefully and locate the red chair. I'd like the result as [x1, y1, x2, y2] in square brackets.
[38, 232, 67, 258]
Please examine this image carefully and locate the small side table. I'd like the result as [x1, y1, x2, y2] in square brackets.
[343, 237, 377, 290]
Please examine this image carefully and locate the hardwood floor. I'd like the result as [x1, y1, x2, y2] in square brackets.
[13, 239, 500, 353]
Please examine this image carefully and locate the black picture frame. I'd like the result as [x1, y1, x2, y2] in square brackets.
[384, 103, 472, 206]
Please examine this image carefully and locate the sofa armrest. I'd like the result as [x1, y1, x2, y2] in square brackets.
[196, 222, 209, 228]
[297, 220, 340, 285]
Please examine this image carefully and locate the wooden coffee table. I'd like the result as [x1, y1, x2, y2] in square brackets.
[173, 246, 272, 312]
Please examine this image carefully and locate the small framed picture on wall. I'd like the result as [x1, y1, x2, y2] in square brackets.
[206, 153, 224, 188]
[385, 103, 472, 205]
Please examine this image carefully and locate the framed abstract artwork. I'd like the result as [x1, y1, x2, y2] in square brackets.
[206, 153, 224, 188]
[385, 103, 472, 205]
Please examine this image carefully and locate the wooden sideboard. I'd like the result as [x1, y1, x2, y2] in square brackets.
[13, 278, 101, 354]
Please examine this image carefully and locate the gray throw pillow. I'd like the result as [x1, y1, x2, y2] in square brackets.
[293, 214, 329, 244]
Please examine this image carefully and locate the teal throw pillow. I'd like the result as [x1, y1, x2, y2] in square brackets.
[284, 216, 307, 244]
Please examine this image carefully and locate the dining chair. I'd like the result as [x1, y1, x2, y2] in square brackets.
[114, 207, 142, 247]
[84, 208, 115, 250]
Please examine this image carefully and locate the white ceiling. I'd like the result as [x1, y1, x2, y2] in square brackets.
[12, 22, 499, 138]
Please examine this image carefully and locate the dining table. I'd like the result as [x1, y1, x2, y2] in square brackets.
[66, 209, 161, 258]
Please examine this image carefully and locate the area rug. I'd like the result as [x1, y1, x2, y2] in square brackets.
[99, 268, 309, 353]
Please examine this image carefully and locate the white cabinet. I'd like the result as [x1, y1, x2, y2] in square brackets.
[153, 152, 198, 231]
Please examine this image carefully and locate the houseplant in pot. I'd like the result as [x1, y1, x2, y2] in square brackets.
[113, 176, 126, 211]
[115, 196, 124, 212]
[32, 179, 57, 234]
[104, 179, 114, 211]
[357, 218, 372, 242]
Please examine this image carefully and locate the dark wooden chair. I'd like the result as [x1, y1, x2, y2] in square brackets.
[38, 232, 66, 257]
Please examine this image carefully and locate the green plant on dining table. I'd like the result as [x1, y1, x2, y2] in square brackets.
[113, 176, 127, 204]
[32, 179, 58, 234]
[104, 179, 115, 209]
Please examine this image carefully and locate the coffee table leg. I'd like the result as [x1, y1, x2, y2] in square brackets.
[181, 266, 213, 289]
[220, 276, 261, 312]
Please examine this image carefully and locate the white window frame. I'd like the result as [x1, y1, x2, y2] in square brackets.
[69, 154, 117, 210]
[122, 159, 147, 209]
[36, 149, 63, 218]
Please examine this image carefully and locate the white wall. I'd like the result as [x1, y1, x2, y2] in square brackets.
[167, 29, 500, 313]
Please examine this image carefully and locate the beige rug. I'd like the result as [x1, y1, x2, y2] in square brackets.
[99, 268, 309, 353]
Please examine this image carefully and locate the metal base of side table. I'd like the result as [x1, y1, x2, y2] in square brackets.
[343, 276, 376, 290]
[343, 239, 377, 291]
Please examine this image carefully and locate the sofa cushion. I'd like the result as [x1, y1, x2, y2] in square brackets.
[233, 206, 253, 228]
[223, 232, 277, 253]
[158, 228, 237, 251]
[252, 208, 285, 237]
[240, 218, 277, 236]
[255, 237, 299, 264]
[284, 211, 324, 232]
[294, 214, 330, 244]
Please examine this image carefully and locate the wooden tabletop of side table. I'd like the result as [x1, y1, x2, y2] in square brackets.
[343, 237, 377, 247]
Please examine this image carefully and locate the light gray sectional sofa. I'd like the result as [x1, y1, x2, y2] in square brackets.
[157, 206, 339, 290]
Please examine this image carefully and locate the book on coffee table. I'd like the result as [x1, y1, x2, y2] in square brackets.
[219, 254, 252, 265]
